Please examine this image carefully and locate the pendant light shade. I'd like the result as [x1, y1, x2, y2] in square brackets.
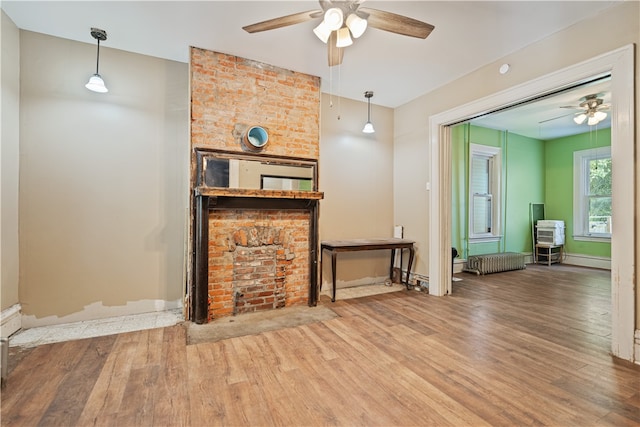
[336, 27, 353, 48]
[573, 113, 587, 125]
[85, 28, 108, 93]
[313, 21, 332, 43]
[323, 8, 344, 31]
[362, 91, 375, 134]
[85, 74, 108, 93]
[593, 110, 607, 122]
[346, 13, 367, 38]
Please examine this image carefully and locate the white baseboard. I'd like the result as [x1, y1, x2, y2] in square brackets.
[453, 260, 465, 274]
[1, 304, 22, 338]
[563, 253, 611, 270]
[20, 299, 182, 329]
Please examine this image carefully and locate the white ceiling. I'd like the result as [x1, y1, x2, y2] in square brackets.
[2, 1, 618, 138]
[471, 76, 612, 140]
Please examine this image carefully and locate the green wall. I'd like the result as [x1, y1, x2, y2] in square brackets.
[451, 124, 545, 259]
[452, 124, 611, 260]
[544, 128, 611, 257]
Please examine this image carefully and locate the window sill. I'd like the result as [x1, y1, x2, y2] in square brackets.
[573, 235, 611, 243]
[469, 236, 502, 243]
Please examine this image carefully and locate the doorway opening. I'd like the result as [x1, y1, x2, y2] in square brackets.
[428, 45, 635, 362]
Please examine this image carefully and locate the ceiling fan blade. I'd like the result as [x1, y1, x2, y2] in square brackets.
[243, 10, 322, 33]
[539, 112, 574, 124]
[327, 32, 344, 67]
[359, 7, 434, 39]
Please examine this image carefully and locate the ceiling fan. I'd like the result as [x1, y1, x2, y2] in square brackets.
[242, 0, 435, 67]
[561, 93, 610, 126]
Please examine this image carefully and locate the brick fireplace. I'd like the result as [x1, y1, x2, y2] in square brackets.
[189, 48, 322, 323]
[209, 210, 311, 318]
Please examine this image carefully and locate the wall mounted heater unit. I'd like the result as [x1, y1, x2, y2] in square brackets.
[537, 220, 565, 245]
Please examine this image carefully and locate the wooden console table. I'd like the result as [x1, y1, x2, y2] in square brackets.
[320, 238, 415, 302]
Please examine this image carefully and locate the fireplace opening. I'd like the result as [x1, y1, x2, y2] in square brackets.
[206, 210, 312, 321]
[231, 226, 293, 315]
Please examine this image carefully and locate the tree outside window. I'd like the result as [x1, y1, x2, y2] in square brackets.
[574, 146, 611, 240]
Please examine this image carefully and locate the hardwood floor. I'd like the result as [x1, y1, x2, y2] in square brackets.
[2, 264, 639, 426]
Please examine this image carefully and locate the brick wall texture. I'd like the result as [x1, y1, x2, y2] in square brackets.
[190, 47, 320, 158]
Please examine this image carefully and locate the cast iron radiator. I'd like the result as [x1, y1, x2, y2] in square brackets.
[463, 252, 526, 275]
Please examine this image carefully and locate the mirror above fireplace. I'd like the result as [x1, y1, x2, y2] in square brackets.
[195, 149, 317, 192]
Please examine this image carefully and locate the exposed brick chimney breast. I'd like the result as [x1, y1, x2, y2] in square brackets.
[190, 47, 320, 321]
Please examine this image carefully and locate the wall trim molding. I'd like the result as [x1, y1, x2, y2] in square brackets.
[563, 253, 611, 270]
[20, 299, 182, 329]
[1, 304, 22, 338]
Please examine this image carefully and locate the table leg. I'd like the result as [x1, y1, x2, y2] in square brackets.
[389, 248, 396, 281]
[331, 251, 337, 302]
[405, 247, 415, 289]
[319, 248, 324, 298]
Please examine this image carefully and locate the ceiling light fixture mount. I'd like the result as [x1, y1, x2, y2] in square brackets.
[85, 27, 108, 93]
[362, 91, 375, 134]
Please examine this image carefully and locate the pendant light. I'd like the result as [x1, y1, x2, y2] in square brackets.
[85, 28, 108, 93]
[362, 91, 375, 133]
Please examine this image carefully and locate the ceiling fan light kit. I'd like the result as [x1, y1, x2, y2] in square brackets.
[570, 93, 609, 126]
[243, 0, 435, 67]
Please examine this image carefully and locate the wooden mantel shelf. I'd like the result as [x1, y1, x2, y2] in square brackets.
[195, 187, 324, 200]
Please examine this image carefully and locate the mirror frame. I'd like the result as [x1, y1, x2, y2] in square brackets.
[194, 148, 318, 192]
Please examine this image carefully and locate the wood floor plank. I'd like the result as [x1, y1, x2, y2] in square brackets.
[185, 343, 230, 427]
[38, 335, 117, 427]
[1, 339, 93, 426]
[152, 325, 191, 426]
[75, 330, 141, 426]
[3, 264, 640, 426]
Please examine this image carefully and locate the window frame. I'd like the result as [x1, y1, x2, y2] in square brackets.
[573, 146, 612, 242]
[468, 143, 502, 242]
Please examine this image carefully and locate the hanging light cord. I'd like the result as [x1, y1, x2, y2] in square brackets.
[95, 38, 101, 74]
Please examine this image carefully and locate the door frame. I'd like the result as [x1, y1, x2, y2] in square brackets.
[428, 45, 635, 361]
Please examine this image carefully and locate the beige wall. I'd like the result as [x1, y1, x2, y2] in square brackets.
[10, 2, 637, 329]
[1, 11, 20, 315]
[18, 31, 189, 326]
[394, 2, 639, 322]
[319, 93, 396, 288]
[12, 30, 392, 325]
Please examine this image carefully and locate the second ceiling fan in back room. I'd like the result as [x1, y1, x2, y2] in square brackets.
[243, 0, 435, 66]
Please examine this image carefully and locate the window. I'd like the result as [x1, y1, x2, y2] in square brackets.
[573, 146, 612, 240]
[469, 144, 501, 241]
